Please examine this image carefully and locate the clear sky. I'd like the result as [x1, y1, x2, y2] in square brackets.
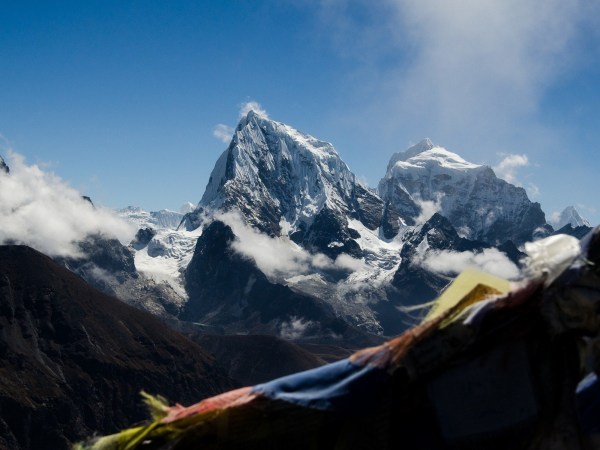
[1, 1, 599, 225]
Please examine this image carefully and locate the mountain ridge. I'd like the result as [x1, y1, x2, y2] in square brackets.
[115, 115, 564, 338]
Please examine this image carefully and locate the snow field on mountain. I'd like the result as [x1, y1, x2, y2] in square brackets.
[133, 227, 202, 299]
[118, 206, 202, 299]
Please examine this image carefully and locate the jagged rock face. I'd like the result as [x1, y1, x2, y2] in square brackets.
[59, 234, 137, 289]
[291, 207, 362, 259]
[379, 178, 421, 238]
[131, 227, 156, 250]
[0, 156, 8, 174]
[0, 245, 233, 450]
[182, 221, 377, 346]
[198, 111, 383, 254]
[378, 139, 547, 245]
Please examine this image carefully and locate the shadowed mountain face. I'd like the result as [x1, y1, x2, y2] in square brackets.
[0, 245, 234, 450]
[193, 334, 327, 386]
[182, 220, 380, 347]
[57, 234, 184, 318]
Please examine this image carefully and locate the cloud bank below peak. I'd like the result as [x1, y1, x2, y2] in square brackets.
[0, 151, 135, 258]
[217, 211, 367, 280]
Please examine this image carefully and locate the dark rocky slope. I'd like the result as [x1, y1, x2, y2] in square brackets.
[0, 245, 233, 450]
[194, 334, 326, 386]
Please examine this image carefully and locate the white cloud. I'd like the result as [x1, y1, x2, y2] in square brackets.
[211, 101, 269, 146]
[413, 193, 443, 225]
[0, 151, 135, 257]
[239, 100, 269, 119]
[280, 316, 315, 340]
[549, 211, 562, 227]
[419, 247, 520, 280]
[216, 211, 367, 279]
[493, 154, 529, 184]
[312, 1, 592, 153]
[212, 124, 234, 144]
[392, 1, 585, 131]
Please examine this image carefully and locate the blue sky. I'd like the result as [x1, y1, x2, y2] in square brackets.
[1, 1, 599, 225]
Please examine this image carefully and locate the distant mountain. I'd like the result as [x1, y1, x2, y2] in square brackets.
[552, 206, 591, 230]
[378, 139, 549, 244]
[118, 206, 185, 230]
[113, 114, 588, 340]
[0, 245, 233, 450]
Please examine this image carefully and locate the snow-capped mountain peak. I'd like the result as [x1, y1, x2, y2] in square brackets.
[378, 140, 546, 243]
[197, 111, 383, 246]
[386, 139, 480, 175]
[552, 206, 591, 230]
[387, 138, 434, 167]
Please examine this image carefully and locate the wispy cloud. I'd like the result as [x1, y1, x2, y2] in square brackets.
[212, 100, 269, 145]
[239, 100, 269, 119]
[549, 211, 562, 226]
[0, 151, 135, 257]
[312, 0, 593, 150]
[212, 124, 234, 144]
[280, 316, 315, 340]
[393, 1, 586, 139]
[526, 182, 540, 200]
[493, 154, 529, 185]
[413, 193, 442, 225]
